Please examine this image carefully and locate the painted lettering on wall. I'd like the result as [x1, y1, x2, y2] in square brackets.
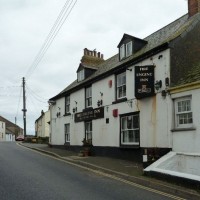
[75, 107, 104, 122]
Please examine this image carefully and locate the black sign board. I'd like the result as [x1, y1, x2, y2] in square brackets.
[75, 107, 104, 122]
[135, 65, 155, 99]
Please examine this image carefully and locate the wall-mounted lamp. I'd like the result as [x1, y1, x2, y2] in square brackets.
[158, 55, 163, 59]
[154, 80, 162, 90]
[165, 77, 170, 87]
[97, 100, 103, 107]
[100, 92, 103, 96]
[73, 101, 78, 113]
[126, 68, 132, 71]
[73, 107, 77, 113]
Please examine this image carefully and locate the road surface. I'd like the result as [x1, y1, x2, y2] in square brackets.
[0, 142, 181, 200]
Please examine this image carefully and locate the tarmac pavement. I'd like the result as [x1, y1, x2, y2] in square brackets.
[18, 142, 200, 200]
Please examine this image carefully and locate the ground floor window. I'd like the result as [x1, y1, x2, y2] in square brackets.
[174, 96, 193, 129]
[64, 123, 70, 142]
[120, 112, 140, 145]
[85, 121, 92, 145]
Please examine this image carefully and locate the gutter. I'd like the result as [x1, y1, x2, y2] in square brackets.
[50, 43, 169, 101]
[169, 81, 200, 94]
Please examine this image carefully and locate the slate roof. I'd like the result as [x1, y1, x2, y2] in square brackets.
[50, 13, 200, 100]
[0, 116, 23, 135]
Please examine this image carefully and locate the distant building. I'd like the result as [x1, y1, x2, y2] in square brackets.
[0, 121, 6, 141]
[35, 110, 50, 138]
[0, 116, 23, 141]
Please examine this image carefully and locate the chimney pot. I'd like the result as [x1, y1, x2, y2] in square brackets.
[94, 50, 97, 57]
[188, 0, 200, 17]
[98, 52, 101, 58]
[101, 54, 104, 59]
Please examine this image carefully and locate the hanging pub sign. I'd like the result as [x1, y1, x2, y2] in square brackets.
[135, 65, 155, 99]
[75, 107, 104, 122]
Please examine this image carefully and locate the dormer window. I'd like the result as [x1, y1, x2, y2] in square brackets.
[126, 41, 132, 57]
[120, 44, 125, 60]
[118, 34, 148, 61]
[119, 41, 133, 60]
[77, 69, 85, 82]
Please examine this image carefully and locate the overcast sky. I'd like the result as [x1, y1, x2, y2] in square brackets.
[0, 0, 188, 135]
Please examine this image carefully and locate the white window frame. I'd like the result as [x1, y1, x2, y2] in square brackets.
[120, 44, 125, 60]
[117, 72, 126, 99]
[65, 95, 70, 114]
[174, 96, 193, 129]
[121, 113, 139, 145]
[64, 123, 70, 142]
[77, 69, 84, 82]
[85, 86, 92, 108]
[85, 121, 92, 144]
[126, 41, 132, 57]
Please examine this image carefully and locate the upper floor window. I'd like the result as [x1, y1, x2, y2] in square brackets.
[77, 69, 85, 82]
[120, 44, 125, 60]
[65, 95, 70, 114]
[85, 86, 92, 108]
[120, 41, 132, 60]
[126, 41, 132, 57]
[174, 96, 193, 129]
[117, 72, 126, 99]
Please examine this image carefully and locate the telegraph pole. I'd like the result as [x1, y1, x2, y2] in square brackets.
[22, 77, 27, 137]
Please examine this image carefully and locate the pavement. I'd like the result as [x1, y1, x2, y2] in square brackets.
[18, 142, 200, 200]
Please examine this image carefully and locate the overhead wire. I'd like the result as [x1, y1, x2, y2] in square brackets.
[26, 0, 77, 79]
[26, 85, 48, 104]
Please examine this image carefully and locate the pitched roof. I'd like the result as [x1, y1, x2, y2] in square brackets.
[50, 13, 200, 100]
[0, 116, 20, 128]
[170, 13, 200, 87]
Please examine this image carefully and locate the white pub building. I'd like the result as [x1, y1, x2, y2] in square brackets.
[49, 0, 200, 169]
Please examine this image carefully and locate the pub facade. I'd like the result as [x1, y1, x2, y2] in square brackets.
[48, 1, 200, 171]
[49, 34, 172, 163]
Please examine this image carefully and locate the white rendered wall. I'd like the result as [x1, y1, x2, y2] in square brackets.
[50, 49, 172, 149]
[171, 89, 200, 153]
[0, 121, 6, 141]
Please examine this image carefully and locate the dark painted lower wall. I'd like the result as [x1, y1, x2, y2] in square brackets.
[49, 144, 142, 162]
[49, 144, 171, 166]
[142, 147, 172, 168]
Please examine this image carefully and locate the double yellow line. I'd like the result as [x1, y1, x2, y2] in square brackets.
[18, 143, 186, 200]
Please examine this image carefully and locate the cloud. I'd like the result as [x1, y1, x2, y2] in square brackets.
[0, 0, 187, 134]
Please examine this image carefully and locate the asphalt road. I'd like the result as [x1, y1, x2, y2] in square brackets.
[0, 142, 178, 200]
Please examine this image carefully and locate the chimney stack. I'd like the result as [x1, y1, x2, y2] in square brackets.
[188, 0, 200, 17]
[81, 48, 104, 67]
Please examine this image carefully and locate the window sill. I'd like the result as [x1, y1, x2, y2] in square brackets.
[171, 127, 196, 132]
[120, 144, 140, 149]
[63, 113, 71, 116]
[112, 97, 127, 104]
[82, 107, 93, 112]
